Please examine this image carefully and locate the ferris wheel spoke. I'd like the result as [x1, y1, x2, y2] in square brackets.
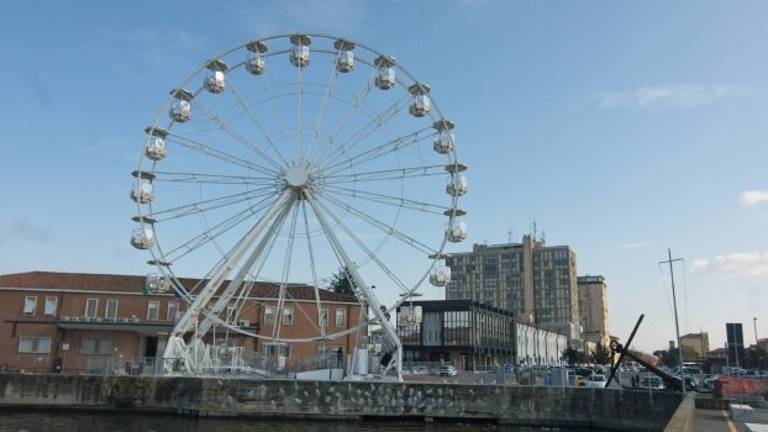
[321, 164, 447, 185]
[263, 70, 288, 134]
[166, 134, 276, 176]
[311, 196, 410, 294]
[297, 50, 305, 161]
[195, 201, 294, 338]
[317, 127, 436, 176]
[307, 48, 342, 162]
[313, 79, 373, 164]
[272, 203, 300, 341]
[301, 200, 326, 338]
[316, 93, 409, 169]
[151, 187, 276, 223]
[163, 194, 278, 262]
[152, 171, 277, 186]
[226, 79, 290, 167]
[321, 185, 452, 216]
[317, 193, 438, 256]
[189, 100, 284, 172]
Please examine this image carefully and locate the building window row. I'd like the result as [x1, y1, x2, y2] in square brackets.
[22, 295, 179, 322]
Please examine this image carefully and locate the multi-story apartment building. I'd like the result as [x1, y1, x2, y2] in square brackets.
[0, 271, 361, 374]
[680, 332, 710, 361]
[577, 275, 610, 347]
[445, 234, 581, 343]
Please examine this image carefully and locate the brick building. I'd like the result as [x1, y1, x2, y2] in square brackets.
[0, 271, 362, 374]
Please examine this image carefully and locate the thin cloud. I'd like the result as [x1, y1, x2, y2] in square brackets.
[619, 242, 653, 249]
[740, 190, 768, 206]
[232, 0, 366, 36]
[598, 84, 750, 109]
[690, 252, 768, 277]
[0, 219, 52, 248]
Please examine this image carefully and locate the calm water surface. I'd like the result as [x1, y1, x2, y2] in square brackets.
[0, 412, 578, 432]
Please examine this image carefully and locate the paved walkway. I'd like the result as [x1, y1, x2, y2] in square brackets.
[694, 405, 768, 432]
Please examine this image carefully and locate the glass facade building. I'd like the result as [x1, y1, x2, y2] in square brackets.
[396, 299, 567, 369]
[445, 234, 581, 343]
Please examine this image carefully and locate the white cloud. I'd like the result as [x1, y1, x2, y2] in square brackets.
[690, 252, 768, 277]
[740, 190, 768, 206]
[598, 84, 750, 109]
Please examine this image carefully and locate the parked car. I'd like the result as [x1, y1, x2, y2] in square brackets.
[638, 375, 665, 391]
[438, 365, 458, 377]
[585, 374, 607, 388]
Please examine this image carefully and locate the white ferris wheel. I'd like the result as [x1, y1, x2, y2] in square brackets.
[130, 33, 468, 378]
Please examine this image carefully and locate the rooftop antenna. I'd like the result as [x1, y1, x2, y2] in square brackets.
[507, 217, 514, 243]
[533, 220, 538, 240]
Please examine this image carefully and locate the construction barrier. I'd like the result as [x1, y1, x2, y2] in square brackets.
[714, 375, 768, 398]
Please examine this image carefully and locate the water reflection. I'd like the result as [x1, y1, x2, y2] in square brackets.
[0, 412, 578, 432]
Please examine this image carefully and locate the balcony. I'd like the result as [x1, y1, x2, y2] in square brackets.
[57, 315, 172, 336]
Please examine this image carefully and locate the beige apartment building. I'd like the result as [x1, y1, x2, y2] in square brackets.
[577, 275, 610, 347]
[445, 234, 581, 343]
[680, 332, 710, 361]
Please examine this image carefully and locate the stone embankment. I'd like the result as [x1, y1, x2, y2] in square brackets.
[0, 373, 683, 430]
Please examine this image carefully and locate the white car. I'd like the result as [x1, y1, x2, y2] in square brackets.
[438, 365, 458, 376]
[585, 374, 607, 388]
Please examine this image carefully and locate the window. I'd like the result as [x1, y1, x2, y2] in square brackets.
[147, 301, 160, 320]
[266, 343, 290, 358]
[335, 309, 346, 327]
[23, 296, 37, 316]
[105, 299, 118, 320]
[44, 297, 57, 316]
[18, 336, 51, 354]
[319, 307, 328, 327]
[167, 302, 179, 322]
[84, 298, 98, 318]
[264, 306, 275, 325]
[282, 306, 294, 325]
[81, 338, 113, 355]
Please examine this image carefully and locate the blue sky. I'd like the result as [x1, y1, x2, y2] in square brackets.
[1, 0, 767, 353]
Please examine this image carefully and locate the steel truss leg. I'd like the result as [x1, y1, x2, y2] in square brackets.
[162, 190, 294, 373]
[305, 191, 402, 380]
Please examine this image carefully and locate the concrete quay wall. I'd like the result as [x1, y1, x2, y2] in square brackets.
[0, 373, 683, 430]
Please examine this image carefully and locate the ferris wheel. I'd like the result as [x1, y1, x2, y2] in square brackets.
[130, 33, 468, 378]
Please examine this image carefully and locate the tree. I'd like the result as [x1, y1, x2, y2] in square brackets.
[328, 267, 355, 297]
[592, 343, 611, 365]
[563, 347, 592, 365]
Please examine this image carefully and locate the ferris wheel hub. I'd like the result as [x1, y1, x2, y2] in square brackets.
[283, 165, 310, 188]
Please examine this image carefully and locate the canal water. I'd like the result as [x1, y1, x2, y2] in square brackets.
[0, 412, 583, 432]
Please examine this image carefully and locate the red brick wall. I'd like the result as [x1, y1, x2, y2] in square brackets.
[0, 288, 362, 373]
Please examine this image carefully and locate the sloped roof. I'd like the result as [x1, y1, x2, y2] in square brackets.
[0, 271, 358, 303]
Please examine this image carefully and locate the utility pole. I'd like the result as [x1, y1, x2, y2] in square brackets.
[754, 317, 759, 344]
[659, 248, 686, 394]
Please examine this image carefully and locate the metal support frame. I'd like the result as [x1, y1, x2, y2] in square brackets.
[162, 190, 293, 371]
[306, 191, 402, 380]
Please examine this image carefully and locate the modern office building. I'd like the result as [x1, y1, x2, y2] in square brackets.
[577, 275, 610, 347]
[726, 323, 745, 366]
[680, 332, 710, 361]
[396, 299, 566, 369]
[445, 234, 581, 342]
[0, 271, 361, 374]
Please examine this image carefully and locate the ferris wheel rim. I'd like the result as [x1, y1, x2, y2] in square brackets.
[132, 32, 465, 347]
